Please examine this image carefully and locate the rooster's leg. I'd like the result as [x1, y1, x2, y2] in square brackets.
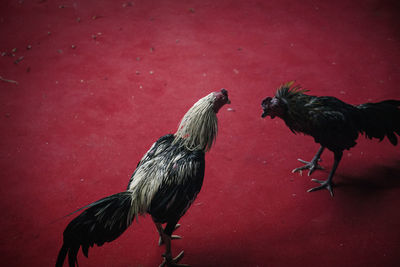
[292, 146, 325, 176]
[156, 221, 189, 267]
[307, 151, 343, 197]
[156, 223, 182, 246]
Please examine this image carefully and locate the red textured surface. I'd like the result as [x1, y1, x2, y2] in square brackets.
[1, 0, 399, 266]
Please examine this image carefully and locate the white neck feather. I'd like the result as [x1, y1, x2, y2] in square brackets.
[174, 93, 218, 152]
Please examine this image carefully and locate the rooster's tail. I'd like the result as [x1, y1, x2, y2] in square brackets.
[357, 100, 400, 145]
[56, 191, 136, 267]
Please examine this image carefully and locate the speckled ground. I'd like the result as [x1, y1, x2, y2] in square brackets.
[0, 0, 399, 266]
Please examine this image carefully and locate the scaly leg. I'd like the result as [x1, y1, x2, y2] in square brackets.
[307, 151, 343, 197]
[156, 223, 182, 246]
[292, 146, 325, 176]
[155, 222, 189, 267]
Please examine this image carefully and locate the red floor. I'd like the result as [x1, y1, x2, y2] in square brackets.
[1, 0, 399, 266]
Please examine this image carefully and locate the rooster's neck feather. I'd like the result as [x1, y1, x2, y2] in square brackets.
[174, 93, 218, 152]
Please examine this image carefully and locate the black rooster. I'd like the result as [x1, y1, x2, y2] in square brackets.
[261, 81, 399, 196]
[56, 89, 230, 267]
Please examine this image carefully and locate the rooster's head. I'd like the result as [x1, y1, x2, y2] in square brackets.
[261, 96, 286, 119]
[213, 89, 230, 113]
[262, 81, 306, 119]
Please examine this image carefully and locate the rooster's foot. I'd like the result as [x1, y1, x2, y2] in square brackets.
[159, 251, 189, 267]
[292, 158, 324, 176]
[159, 224, 181, 246]
[307, 179, 334, 197]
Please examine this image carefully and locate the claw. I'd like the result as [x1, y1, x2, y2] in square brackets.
[307, 179, 334, 197]
[292, 158, 324, 176]
[159, 251, 189, 267]
[297, 159, 310, 165]
[292, 167, 303, 176]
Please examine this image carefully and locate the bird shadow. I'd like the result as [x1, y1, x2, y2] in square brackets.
[186, 245, 245, 267]
[334, 160, 400, 197]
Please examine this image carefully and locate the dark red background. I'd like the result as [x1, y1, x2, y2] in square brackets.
[1, 0, 399, 266]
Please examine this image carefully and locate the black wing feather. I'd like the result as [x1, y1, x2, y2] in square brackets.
[149, 148, 205, 226]
[287, 96, 360, 151]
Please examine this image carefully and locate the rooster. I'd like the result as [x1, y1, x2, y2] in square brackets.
[261, 81, 399, 196]
[56, 89, 230, 267]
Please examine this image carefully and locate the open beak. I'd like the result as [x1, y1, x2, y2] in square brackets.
[261, 97, 273, 118]
[261, 109, 275, 119]
[261, 108, 275, 118]
[261, 110, 268, 118]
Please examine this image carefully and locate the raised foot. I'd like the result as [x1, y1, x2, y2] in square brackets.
[159, 224, 182, 246]
[159, 251, 190, 267]
[307, 179, 334, 197]
[292, 158, 324, 176]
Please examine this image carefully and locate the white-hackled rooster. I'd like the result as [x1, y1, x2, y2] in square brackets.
[56, 89, 230, 267]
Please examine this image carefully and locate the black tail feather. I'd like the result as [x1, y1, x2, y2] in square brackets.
[56, 192, 135, 267]
[55, 243, 69, 267]
[67, 245, 79, 267]
[357, 100, 400, 145]
[387, 132, 398, 146]
[82, 244, 89, 258]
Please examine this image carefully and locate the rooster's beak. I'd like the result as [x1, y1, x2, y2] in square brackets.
[261, 110, 268, 118]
